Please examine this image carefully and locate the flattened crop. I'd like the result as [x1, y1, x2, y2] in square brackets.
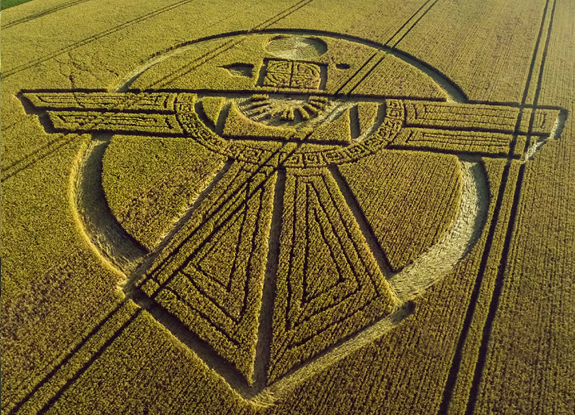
[2, 1, 574, 414]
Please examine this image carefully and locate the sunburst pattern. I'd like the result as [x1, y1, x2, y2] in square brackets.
[242, 94, 329, 124]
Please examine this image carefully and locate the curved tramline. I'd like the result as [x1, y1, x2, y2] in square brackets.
[18, 31, 564, 402]
[2, 1, 573, 414]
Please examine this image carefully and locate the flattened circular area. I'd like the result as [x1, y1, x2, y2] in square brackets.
[265, 36, 328, 60]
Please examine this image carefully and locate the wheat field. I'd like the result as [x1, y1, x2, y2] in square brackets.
[1, 0, 574, 414]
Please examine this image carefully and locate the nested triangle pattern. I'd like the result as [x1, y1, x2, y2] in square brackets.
[188, 190, 249, 297]
[138, 162, 277, 382]
[303, 191, 348, 302]
[269, 168, 398, 382]
[298, 182, 360, 317]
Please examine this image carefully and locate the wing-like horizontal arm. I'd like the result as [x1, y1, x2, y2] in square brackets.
[390, 100, 562, 157]
[46, 110, 185, 136]
[22, 91, 178, 112]
[21, 91, 187, 136]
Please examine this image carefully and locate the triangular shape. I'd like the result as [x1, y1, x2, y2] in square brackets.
[303, 200, 344, 302]
[200, 96, 225, 128]
[221, 63, 254, 77]
[357, 101, 379, 136]
[337, 150, 462, 271]
[189, 202, 245, 289]
[269, 169, 398, 383]
[137, 162, 278, 384]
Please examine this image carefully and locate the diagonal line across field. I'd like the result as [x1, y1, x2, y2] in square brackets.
[438, 0, 559, 413]
[3, 300, 136, 415]
[0, 0, 315, 182]
[1, 0, 198, 79]
[0, 135, 79, 182]
[147, 0, 315, 89]
[386, 0, 441, 49]
[1, 0, 96, 30]
[336, 0, 441, 95]
[7, 0, 569, 411]
[464, 0, 560, 413]
[3, 1, 324, 406]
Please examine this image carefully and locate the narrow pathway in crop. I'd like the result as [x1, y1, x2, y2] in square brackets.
[438, 0, 559, 413]
[2, 0, 95, 29]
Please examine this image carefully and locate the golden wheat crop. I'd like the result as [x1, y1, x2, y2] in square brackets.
[1, 0, 573, 414]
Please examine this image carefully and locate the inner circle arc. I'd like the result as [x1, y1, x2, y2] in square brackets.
[111, 29, 467, 103]
[65, 29, 489, 392]
[71, 29, 474, 288]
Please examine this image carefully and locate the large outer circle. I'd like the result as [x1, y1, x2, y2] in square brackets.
[112, 30, 462, 167]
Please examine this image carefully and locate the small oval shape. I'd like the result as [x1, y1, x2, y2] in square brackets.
[265, 36, 328, 60]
